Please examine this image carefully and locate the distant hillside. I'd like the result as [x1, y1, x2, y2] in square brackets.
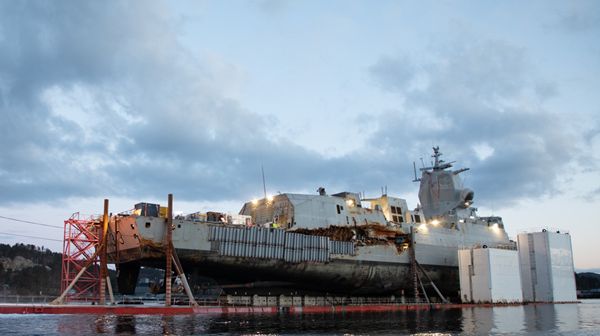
[0, 243, 159, 297]
[576, 272, 600, 290]
[0, 243, 62, 296]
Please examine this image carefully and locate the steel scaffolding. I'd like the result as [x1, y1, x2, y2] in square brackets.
[59, 213, 101, 302]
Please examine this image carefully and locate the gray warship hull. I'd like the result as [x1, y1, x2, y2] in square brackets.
[118, 249, 458, 296]
[108, 214, 498, 297]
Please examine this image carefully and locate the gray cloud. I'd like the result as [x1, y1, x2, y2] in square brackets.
[0, 1, 385, 205]
[367, 39, 583, 206]
[557, 1, 600, 33]
[0, 2, 595, 210]
[369, 56, 415, 93]
[582, 186, 600, 202]
[253, 0, 290, 15]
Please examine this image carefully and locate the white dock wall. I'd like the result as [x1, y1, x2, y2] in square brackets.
[458, 248, 522, 303]
[517, 234, 534, 302]
[547, 233, 577, 302]
[488, 249, 523, 302]
[458, 249, 473, 302]
[517, 231, 577, 302]
[471, 249, 492, 302]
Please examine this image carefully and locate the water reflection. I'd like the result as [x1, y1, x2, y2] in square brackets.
[196, 310, 464, 334]
[553, 303, 580, 332]
[196, 302, 597, 335]
[94, 314, 110, 334]
[1, 301, 598, 335]
[115, 315, 136, 334]
[491, 306, 525, 334]
[524, 304, 558, 332]
[161, 315, 173, 335]
[533, 304, 582, 333]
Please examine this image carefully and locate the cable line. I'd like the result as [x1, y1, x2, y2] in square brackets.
[0, 215, 63, 229]
[0, 231, 62, 242]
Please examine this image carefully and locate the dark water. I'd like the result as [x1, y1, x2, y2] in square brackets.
[1, 300, 600, 335]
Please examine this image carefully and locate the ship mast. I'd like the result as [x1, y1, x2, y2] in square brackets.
[261, 165, 267, 199]
[433, 146, 441, 169]
[431, 146, 454, 171]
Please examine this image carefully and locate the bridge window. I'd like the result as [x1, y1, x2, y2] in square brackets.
[392, 215, 404, 223]
[391, 206, 403, 215]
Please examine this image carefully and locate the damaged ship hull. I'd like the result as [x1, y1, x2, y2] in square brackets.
[114, 246, 458, 296]
[108, 215, 470, 297]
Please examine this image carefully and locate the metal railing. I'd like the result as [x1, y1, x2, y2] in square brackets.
[0, 295, 55, 304]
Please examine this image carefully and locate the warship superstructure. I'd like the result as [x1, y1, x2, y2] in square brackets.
[107, 148, 513, 297]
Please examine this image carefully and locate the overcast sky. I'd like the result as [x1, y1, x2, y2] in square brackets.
[0, 1, 599, 271]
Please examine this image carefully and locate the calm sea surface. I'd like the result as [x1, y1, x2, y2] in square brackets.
[1, 300, 600, 335]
